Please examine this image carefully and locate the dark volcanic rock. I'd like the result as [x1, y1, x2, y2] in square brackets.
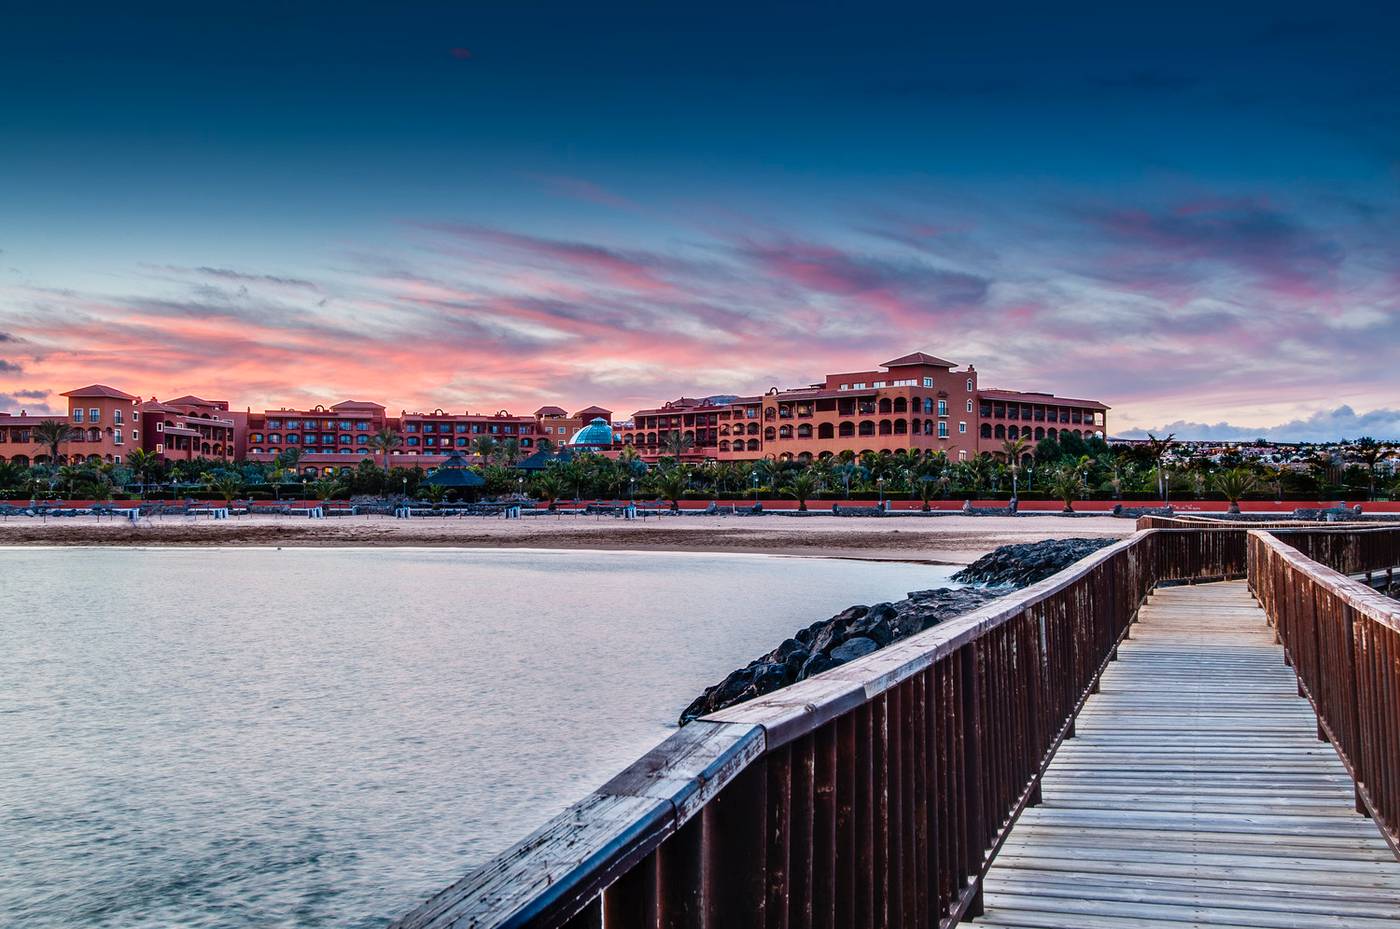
[677, 583, 1002, 724]
[951, 537, 1117, 589]
[678, 537, 1114, 726]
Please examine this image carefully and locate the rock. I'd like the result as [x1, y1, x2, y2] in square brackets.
[679, 537, 1116, 726]
[830, 636, 879, 663]
[951, 537, 1117, 588]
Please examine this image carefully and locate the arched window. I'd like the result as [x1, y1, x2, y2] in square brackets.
[893, 397, 908, 414]
[778, 425, 793, 439]
[1048, 428, 1058, 439]
[747, 423, 760, 436]
[995, 424, 1006, 439]
[893, 419, 907, 435]
[858, 421, 876, 437]
[719, 440, 730, 452]
[878, 420, 893, 435]
[1034, 427, 1045, 440]
[764, 426, 777, 441]
[980, 423, 992, 439]
[817, 422, 834, 439]
[878, 398, 893, 414]
[797, 424, 812, 438]
[838, 422, 855, 437]
[924, 398, 934, 414]
[747, 439, 761, 451]
[1008, 426, 1019, 439]
[911, 418, 922, 434]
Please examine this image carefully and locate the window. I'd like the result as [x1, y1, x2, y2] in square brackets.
[873, 381, 886, 388]
[938, 421, 949, 438]
[958, 421, 966, 434]
[89, 407, 100, 422]
[851, 382, 866, 390]
[938, 399, 948, 417]
[966, 378, 974, 391]
[958, 449, 967, 461]
[407, 436, 419, 446]
[132, 429, 139, 440]
[966, 399, 974, 413]
[838, 384, 848, 391]
[356, 435, 368, 445]
[114, 409, 123, 425]
[73, 409, 84, 423]
[114, 429, 123, 445]
[286, 434, 300, 443]
[923, 377, 934, 388]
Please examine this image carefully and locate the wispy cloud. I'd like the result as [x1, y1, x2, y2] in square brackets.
[1118, 405, 1400, 442]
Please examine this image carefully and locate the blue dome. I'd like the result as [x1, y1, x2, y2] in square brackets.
[568, 417, 614, 447]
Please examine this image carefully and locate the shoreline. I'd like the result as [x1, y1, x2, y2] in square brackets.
[0, 513, 1136, 564]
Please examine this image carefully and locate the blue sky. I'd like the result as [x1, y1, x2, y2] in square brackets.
[2, 2, 1398, 439]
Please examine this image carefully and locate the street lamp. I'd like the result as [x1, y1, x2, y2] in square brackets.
[752, 471, 760, 504]
[629, 477, 636, 501]
[878, 477, 886, 509]
[517, 475, 524, 498]
[402, 476, 407, 499]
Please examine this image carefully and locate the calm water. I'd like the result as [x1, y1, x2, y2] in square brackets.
[0, 547, 957, 929]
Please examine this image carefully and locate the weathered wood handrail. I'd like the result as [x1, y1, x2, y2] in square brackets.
[390, 528, 1274, 929]
[1247, 528, 1400, 860]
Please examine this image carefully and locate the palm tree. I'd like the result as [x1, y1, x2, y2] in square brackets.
[530, 471, 568, 510]
[1145, 432, 1176, 500]
[124, 448, 158, 498]
[782, 469, 821, 512]
[212, 474, 244, 505]
[31, 419, 77, 466]
[368, 428, 402, 474]
[1353, 437, 1384, 500]
[310, 476, 344, 501]
[496, 437, 521, 467]
[660, 430, 694, 464]
[1000, 436, 1031, 499]
[1212, 467, 1258, 515]
[471, 435, 497, 464]
[1260, 464, 1286, 501]
[1048, 465, 1082, 513]
[649, 468, 690, 511]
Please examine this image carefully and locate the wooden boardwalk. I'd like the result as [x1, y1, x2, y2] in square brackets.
[971, 580, 1400, 928]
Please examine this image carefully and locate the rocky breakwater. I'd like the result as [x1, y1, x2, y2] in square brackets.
[679, 537, 1119, 725]
[950, 537, 1118, 588]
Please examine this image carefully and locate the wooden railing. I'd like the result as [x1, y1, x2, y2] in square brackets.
[390, 528, 1268, 929]
[1248, 528, 1400, 859]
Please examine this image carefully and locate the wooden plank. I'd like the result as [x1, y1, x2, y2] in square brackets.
[963, 580, 1400, 929]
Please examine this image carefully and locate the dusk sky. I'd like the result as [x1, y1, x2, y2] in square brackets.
[2, 2, 1398, 439]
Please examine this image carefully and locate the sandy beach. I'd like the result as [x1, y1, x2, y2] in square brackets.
[0, 512, 1136, 564]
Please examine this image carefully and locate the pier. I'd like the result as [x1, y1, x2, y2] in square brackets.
[391, 522, 1400, 929]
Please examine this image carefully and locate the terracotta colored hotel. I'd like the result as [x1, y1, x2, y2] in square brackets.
[0, 352, 1107, 472]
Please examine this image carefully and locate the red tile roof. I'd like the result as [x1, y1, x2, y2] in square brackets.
[979, 388, 1109, 410]
[574, 405, 614, 418]
[882, 351, 957, 369]
[61, 384, 138, 401]
[534, 405, 569, 417]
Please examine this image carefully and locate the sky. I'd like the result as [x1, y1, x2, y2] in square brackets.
[2, 2, 1398, 440]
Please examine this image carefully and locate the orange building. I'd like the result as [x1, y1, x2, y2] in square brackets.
[0, 384, 142, 465]
[620, 352, 1107, 463]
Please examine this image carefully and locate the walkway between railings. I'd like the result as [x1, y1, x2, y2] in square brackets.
[968, 580, 1400, 928]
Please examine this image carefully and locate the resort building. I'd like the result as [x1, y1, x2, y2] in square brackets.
[0, 384, 142, 465]
[139, 395, 237, 462]
[0, 351, 1107, 471]
[620, 352, 1107, 463]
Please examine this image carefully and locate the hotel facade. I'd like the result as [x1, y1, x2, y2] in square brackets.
[0, 351, 1106, 472]
[621, 352, 1107, 464]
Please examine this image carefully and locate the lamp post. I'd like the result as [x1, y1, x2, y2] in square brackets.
[752, 471, 760, 504]
[402, 476, 407, 499]
[629, 477, 636, 502]
[517, 475, 524, 499]
[878, 476, 886, 509]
